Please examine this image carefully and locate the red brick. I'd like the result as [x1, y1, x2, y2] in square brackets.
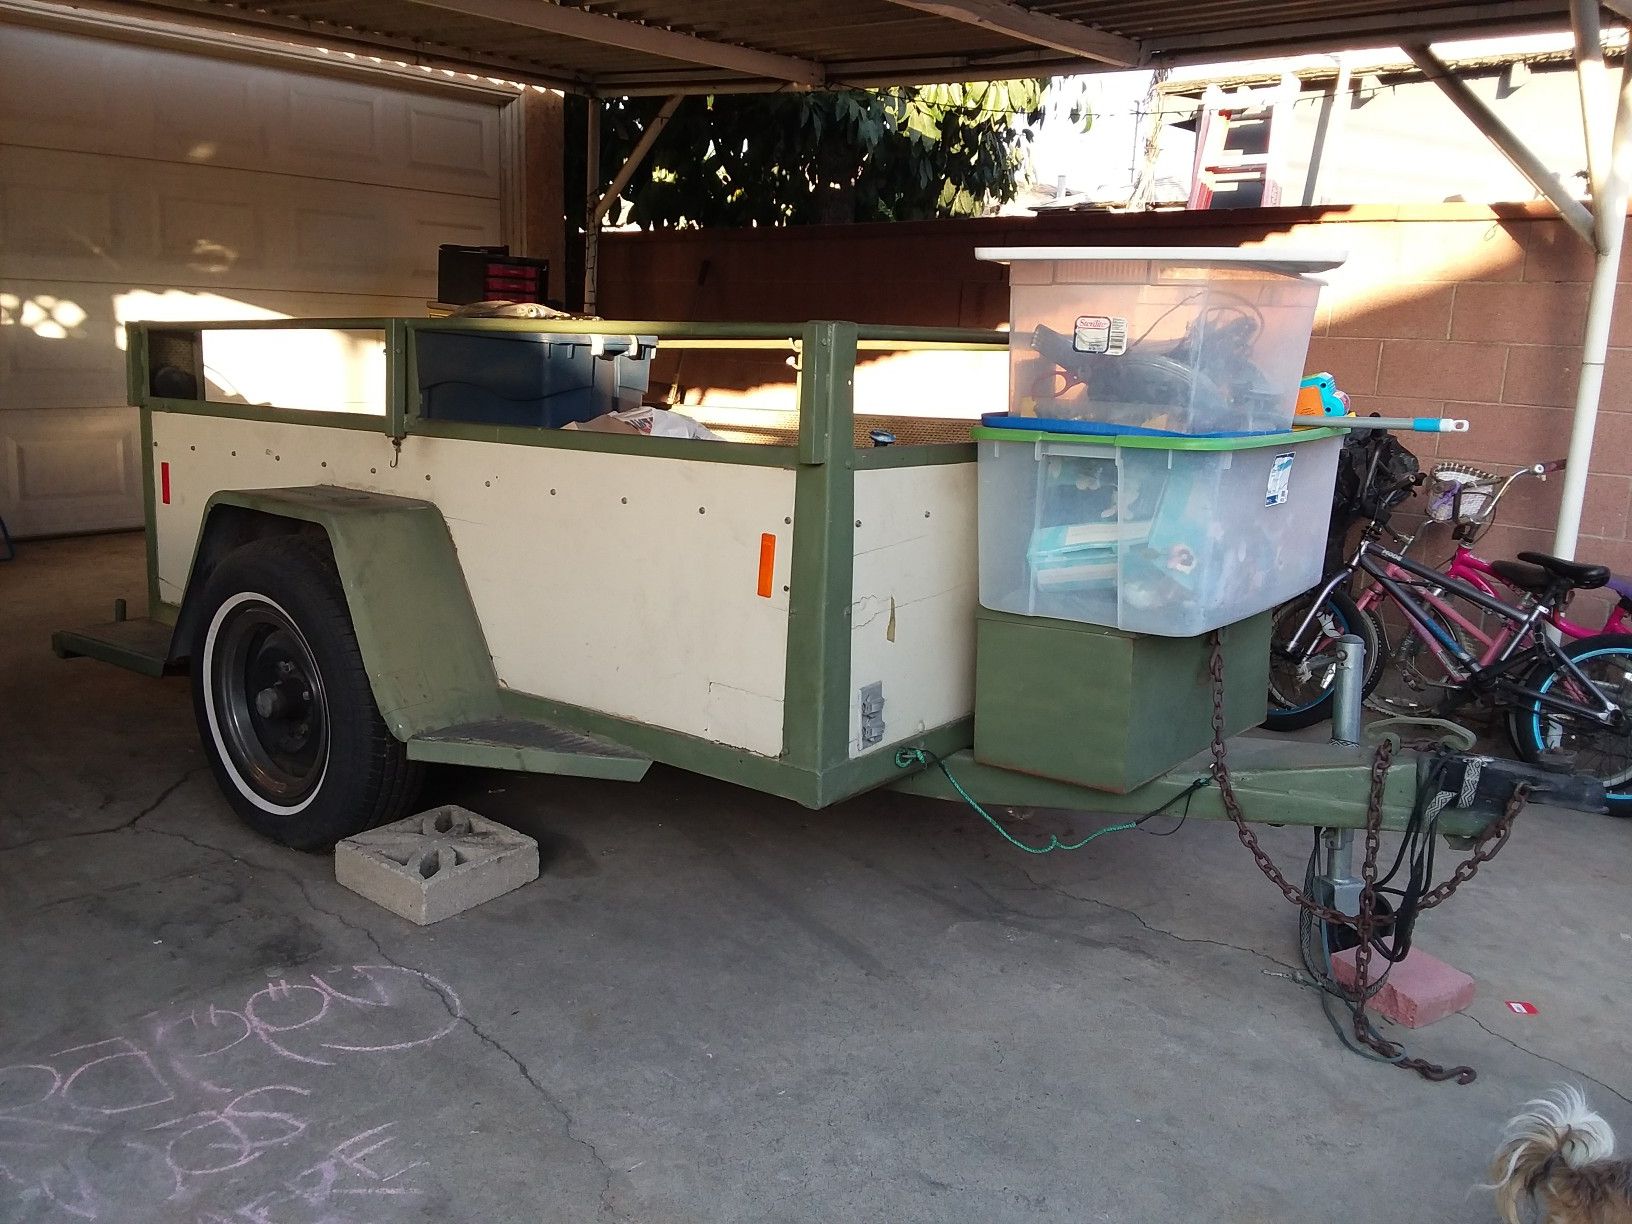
[1584, 475, 1632, 541]
[1608, 348, 1632, 401]
[1451, 281, 1590, 346]
[1378, 342, 1505, 401]
[1394, 221, 1524, 282]
[1328, 284, 1454, 340]
[1475, 523, 1563, 564]
[1523, 219, 1597, 284]
[1304, 337, 1381, 396]
[1609, 284, 1632, 348]
[1591, 412, 1632, 476]
[1503, 345, 1581, 408]
[1457, 471, 1628, 544]
[1435, 402, 1569, 470]
[1330, 942, 1474, 1028]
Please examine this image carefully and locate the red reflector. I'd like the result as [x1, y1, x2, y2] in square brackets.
[160, 461, 170, 505]
[757, 533, 776, 598]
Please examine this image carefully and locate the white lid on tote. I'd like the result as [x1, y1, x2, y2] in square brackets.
[975, 246, 1347, 274]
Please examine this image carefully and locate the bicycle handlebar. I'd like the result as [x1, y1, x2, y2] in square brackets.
[1493, 459, 1566, 507]
[1446, 458, 1568, 541]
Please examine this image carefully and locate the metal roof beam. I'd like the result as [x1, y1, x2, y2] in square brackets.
[1147, 2, 1568, 62]
[18, 0, 590, 90]
[404, 0, 826, 88]
[877, 0, 1140, 68]
[1403, 43, 1596, 247]
[601, 49, 1095, 94]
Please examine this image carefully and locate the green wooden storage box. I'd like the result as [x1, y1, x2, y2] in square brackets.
[973, 608, 1271, 793]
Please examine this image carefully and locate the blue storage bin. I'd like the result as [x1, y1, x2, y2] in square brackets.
[416, 330, 657, 428]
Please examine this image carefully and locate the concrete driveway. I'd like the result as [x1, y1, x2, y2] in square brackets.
[3, 533, 1628, 1223]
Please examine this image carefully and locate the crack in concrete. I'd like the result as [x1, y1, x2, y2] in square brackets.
[455, 1010, 621, 1219]
[1015, 868, 1306, 977]
[127, 821, 623, 1218]
[1456, 1012, 1632, 1109]
[0, 765, 207, 851]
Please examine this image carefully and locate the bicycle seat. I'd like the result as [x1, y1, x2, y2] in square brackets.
[1490, 559, 1553, 594]
[1516, 550, 1610, 590]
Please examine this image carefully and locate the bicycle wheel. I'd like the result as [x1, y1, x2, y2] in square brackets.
[1510, 633, 1632, 817]
[1365, 600, 1468, 717]
[1265, 588, 1382, 732]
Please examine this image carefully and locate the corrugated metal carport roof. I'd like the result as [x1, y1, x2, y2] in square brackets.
[64, 0, 1576, 94]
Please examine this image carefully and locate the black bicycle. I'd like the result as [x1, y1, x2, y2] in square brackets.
[1271, 527, 1632, 815]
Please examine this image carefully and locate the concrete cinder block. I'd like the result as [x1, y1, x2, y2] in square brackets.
[335, 805, 538, 925]
[1330, 942, 1475, 1029]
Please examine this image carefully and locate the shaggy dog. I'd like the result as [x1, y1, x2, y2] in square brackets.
[1487, 1087, 1632, 1223]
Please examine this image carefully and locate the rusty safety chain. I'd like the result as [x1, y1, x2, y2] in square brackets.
[1206, 631, 1530, 1083]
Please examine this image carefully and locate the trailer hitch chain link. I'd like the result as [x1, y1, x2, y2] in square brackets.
[1206, 636, 1359, 928]
[1206, 630, 1531, 1083]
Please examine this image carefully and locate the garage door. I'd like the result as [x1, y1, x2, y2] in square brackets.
[0, 20, 508, 538]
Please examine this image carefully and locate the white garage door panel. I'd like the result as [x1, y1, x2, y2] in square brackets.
[0, 25, 503, 198]
[0, 147, 500, 298]
[0, 287, 125, 412]
[0, 21, 507, 537]
[1, 407, 142, 536]
[0, 281, 433, 413]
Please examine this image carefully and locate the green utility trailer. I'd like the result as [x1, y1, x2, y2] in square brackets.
[56, 316, 1578, 852]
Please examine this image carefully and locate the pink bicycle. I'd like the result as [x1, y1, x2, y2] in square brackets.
[1267, 459, 1632, 814]
[1365, 460, 1632, 717]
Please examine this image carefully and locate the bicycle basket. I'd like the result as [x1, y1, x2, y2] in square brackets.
[1427, 463, 1498, 525]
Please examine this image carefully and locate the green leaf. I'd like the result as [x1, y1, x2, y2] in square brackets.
[602, 78, 1050, 228]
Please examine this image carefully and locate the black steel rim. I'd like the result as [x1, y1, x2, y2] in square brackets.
[212, 600, 329, 805]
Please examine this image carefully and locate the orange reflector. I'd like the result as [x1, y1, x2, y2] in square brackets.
[757, 533, 776, 598]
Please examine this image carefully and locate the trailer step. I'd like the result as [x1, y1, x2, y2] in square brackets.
[53, 618, 177, 677]
[407, 717, 652, 781]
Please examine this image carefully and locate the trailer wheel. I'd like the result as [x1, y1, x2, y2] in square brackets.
[190, 534, 421, 850]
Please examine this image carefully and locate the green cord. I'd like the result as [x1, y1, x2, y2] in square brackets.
[894, 747, 1140, 854]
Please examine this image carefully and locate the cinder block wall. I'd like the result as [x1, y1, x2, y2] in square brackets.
[600, 203, 1632, 591]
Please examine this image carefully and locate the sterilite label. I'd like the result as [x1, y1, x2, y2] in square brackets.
[1073, 315, 1127, 355]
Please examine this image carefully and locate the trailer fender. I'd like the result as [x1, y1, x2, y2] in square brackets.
[173, 487, 501, 740]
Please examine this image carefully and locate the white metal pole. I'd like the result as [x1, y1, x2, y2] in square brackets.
[591, 95, 682, 227]
[1404, 44, 1598, 245]
[1572, 0, 1610, 202]
[584, 101, 602, 315]
[1315, 55, 1352, 206]
[1554, 52, 1632, 559]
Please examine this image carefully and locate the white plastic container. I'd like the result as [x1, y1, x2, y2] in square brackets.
[974, 422, 1343, 637]
[976, 246, 1345, 436]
